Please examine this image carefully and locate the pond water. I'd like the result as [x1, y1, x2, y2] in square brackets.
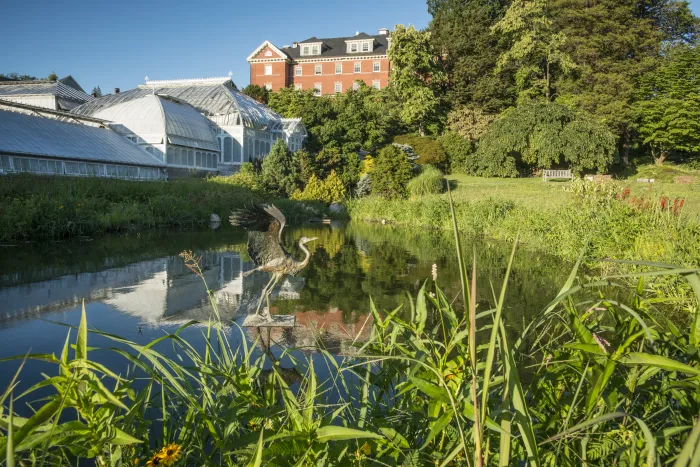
[0, 222, 571, 398]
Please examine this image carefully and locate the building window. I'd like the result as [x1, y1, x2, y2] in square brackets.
[315, 64, 322, 75]
[351, 43, 358, 52]
[294, 83, 302, 90]
[264, 83, 272, 90]
[373, 61, 380, 72]
[295, 66, 302, 76]
[264, 65, 272, 75]
[354, 63, 361, 73]
[188, 150, 195, 167]
[314, 83, 322, 96]
[264, 50, 272, 57]
[312, 45, 319, 55]
[372, 80, 381, 90]
[196, 151, 202, 166]
[353, 81, 360, 91]
[233, 138, 242, 163]
[302, 46, 309, 55]
[362, 42, 369, 52]
[335, 82, 342, 93]
[224, 137, 233, 163]
[335, 63, 342, 74]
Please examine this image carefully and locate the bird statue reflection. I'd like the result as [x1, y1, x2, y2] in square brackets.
[229, 204, 317, 327]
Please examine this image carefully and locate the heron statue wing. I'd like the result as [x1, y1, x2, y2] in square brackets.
[229, 204, 288, 266]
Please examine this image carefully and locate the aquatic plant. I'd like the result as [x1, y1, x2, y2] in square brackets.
[1, 194, 699, 465]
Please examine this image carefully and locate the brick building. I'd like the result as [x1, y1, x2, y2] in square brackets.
[248, 29, 391, 96]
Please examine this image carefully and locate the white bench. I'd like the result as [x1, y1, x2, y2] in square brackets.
[542, 169, 573, 182]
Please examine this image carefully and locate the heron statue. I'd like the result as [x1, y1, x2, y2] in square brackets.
[229, 204, 317, 326]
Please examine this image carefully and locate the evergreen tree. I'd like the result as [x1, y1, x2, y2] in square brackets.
[371, 145, 414, 199]
[91, 86, 103, 97]
[241, 84, 270, 104]
[260, 140, 298, 196]
[636, 44, 700, 164]
[388, 25, 447, 136]
[427, 0, 514, 112]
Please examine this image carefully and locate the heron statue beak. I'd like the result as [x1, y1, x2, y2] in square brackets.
[308, 237, 318, 242]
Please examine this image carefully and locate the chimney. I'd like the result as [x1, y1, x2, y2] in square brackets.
[378, 28, 389, 36]
[292, 42, 298, 48]
[114, 88, 120, 94]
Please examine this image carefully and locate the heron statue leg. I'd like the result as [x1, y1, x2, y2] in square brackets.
[256, 274, 277, 317]
[262, 274, 282, 320]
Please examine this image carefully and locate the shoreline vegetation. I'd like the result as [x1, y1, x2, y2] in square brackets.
[1, 199, 699, 465]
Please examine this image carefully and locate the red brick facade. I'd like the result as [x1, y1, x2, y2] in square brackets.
[248, 35, 392, 96]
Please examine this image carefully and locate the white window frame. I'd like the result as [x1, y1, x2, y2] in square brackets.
[264, 65, 272, 76]
[295, 66, 302, 76]
[264, 50, 272, 57]
[313, 83, 322, 96]
[294, 83, 302, 90]
[354, 62, 361, 73]
[315, 64, 322, 75]
[312, 45, 320, 55]
[335, 63, 342, 74]
[373, 61, 381, 72]
[372, 80, 380, 90]
[362, 42, 369, 52]
[302, 46, 309, 55]
[351, 43, 358, 53]
[334, 82, 342, 93]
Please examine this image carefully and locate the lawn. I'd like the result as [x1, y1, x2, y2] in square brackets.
[446, 167, 700, 217]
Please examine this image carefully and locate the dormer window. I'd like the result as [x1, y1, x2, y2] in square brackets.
[300, 42, 323, 56]
[312, 45, 319, 55]
[346, 39, 374, 54]
[303, 46, 309, 55]
[351, 43, 358, 53]
[362, 42, 369, 52]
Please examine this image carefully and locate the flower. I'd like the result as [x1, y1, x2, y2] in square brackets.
[146, 453, 164, 467]
[431, 263, 438, 281]
[157, 443, 182, 466]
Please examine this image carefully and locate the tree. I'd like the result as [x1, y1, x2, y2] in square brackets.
[91, 86, 103, 97]
[427, 0, 515, 112]
[388, 25, 447, 136]
[370, 145, 414, 199]
[0, 73, 37, 81]
[242, 84, 270, 104]
[472, 100, 617, 176]
[47, 72, 58, 81]
[636, 44, 700, 164]
[493, 0, 576, 102]
[260, 140, 298, 196]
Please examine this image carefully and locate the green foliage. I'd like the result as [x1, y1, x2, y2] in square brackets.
[241, 84, 270, 104]
[388, 25, 447, 136]
[446, 105, 497, 142]
[291, 170, 346, 204]
[472, 100, 617, 177]
[427, 0, 515, 112]
[290, 149, 316, 185]
[225, 162, 263, 191]
[47, 72, 58, 81]
[268, 85, 399, 154]
[370, 145, 414, 199]
[635, 44, 700, 164]
[393, 135, 448, 170]
[407, 165, 444, 197]
[90, 86, 103, 97]
[439, 132, 475, 173]
[493, 0, 576, 102]
[260, 140, 299, 196]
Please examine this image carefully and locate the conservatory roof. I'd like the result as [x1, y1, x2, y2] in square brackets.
[0, 110, 166, 167]
[72, 78, 284, 130]
[0, 79, 93, 103]
[88, 94, 220, 151]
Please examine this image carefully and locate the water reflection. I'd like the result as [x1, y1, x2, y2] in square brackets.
[0, 224, 571, 359]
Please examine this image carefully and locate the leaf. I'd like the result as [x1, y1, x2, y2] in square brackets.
[0, 399, 61, 460]
[315, 426, 382, 443]
[673, 418, 700, 467]
[76, 300, 88, 361]
[406, 376, 449, 402]
[247, 428, 264, 467]
[110, 427, 143, 445]
[618, 353, 700, 376]
[421, 410, 454, 449]
[6, 395, 14, 467]
[378, 427, 409, 449]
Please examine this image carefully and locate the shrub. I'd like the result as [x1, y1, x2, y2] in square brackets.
[439, 131, 474, 174]
[356, 173, 372, 197]
[261, 140, 299, 196]
[291, 170, 346, 204]
[220, 162, 261, 191]
[393, 135, 448, 169]
[407, 165, 444, 197]
[371, 145, 413, 199]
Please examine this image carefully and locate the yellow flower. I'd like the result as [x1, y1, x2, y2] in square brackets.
[145, 453, 164, 467]
[59, 205, 63, 209]
[157, 443, 182, 466]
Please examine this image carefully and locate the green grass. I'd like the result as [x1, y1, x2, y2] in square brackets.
[0, 174, 333, 242]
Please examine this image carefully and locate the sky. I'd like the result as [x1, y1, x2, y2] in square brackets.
[0, 0, 431, 94]
[1, 0, 698, 95]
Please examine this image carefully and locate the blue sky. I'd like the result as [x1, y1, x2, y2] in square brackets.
[1, 0, 698, 95]
[0, 0, 431, 94]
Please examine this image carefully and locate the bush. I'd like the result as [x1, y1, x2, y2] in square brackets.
[221, 162, 261, 190]
[291, 170, 346, 204]
[439, 131, 474, 174]
[393, 135, 448, 170]
[370, 145, 414, 199]
[261, 140, 299, 196]
[407, 165, 444, 197]
[356, 173, 372, 197]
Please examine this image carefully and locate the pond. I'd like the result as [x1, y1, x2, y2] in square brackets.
[0, 222, 571, 396]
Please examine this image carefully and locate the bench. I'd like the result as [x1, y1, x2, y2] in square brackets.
[542, 169, 573, 182]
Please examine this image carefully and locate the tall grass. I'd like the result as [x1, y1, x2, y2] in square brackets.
[0, 174, 332, 241]
[1, 197, 700, 465]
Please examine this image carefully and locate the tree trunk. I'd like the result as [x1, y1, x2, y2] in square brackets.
[651, 146, 668, 165]
[545, 60, 551, 101]
[419, 121, 425, 137]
